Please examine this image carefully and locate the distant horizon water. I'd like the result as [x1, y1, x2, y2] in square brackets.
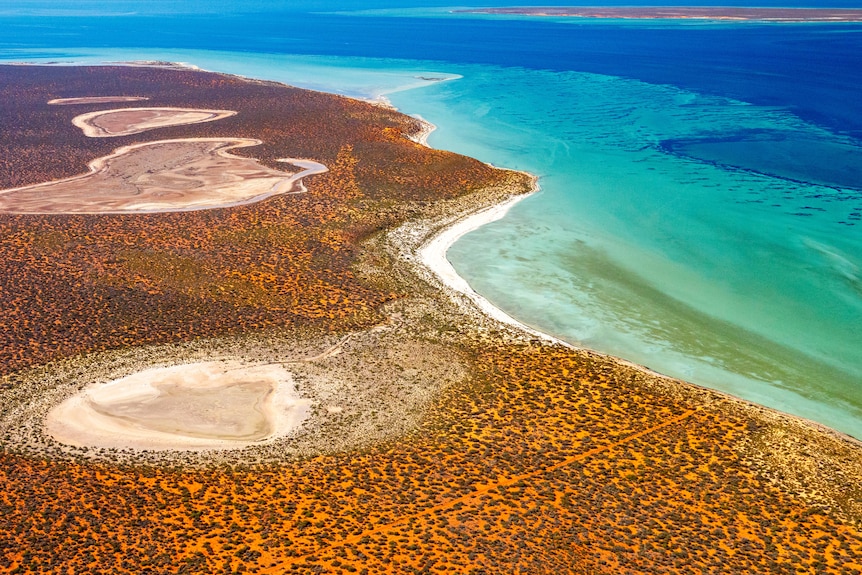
[1, 8, 861, 439]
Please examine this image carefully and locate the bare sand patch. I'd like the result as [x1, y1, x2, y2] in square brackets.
[0, 138, 327, 213]
[48, 96, 150, 105]
[45, 361, 310, 451]
[72, 107, 236, 137]
[0, 328, 466, 463]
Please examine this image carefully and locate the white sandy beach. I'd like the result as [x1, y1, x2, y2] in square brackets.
[416, 176, 564, 344]
[408, 114, 436, 146]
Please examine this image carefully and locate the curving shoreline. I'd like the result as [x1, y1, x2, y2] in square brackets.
[382, 105, 862, 450]
[37, 60, 861, 448]
[7, 60, 859, 448]
[347, 69, 862, 449]
[384, 163, 862, 527]
[411, 184, 862, 449]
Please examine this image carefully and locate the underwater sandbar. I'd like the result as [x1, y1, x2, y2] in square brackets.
[457, 7, 862, 22]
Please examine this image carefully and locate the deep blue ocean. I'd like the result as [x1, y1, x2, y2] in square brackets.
[2, 3, 861, 437]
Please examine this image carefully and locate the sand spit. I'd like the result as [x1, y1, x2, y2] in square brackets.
[72, 106, 236, 137]
[0, 138, 327, 214]
[46, 361, 310, 451]
[48, 96, 150, 105]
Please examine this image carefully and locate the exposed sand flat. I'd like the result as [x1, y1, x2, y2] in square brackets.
[72, 106, 236, 137]
[0, 138, 327, 213]
[45, 361, 310, 450]
[48, 96, 150, 105]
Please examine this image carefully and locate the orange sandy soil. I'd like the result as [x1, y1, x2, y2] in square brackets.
[2, 345, 861, 573]
[0, 65, 860, 574]
[457, 7, 862, 22]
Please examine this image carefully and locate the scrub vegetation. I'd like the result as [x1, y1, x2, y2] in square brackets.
[0, 65, 859, 574]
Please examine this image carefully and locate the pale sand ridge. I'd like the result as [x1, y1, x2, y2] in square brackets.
[48, 96, 150, 105]
[72, 107, 236, 137]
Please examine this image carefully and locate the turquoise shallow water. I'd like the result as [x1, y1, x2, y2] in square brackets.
[390, 65, 862, 438]
[3, 45, 861, 439]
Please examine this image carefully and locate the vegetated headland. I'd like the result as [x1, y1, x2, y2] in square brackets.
[456, 6, 862, 22]
[0, 64, 860, 574]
